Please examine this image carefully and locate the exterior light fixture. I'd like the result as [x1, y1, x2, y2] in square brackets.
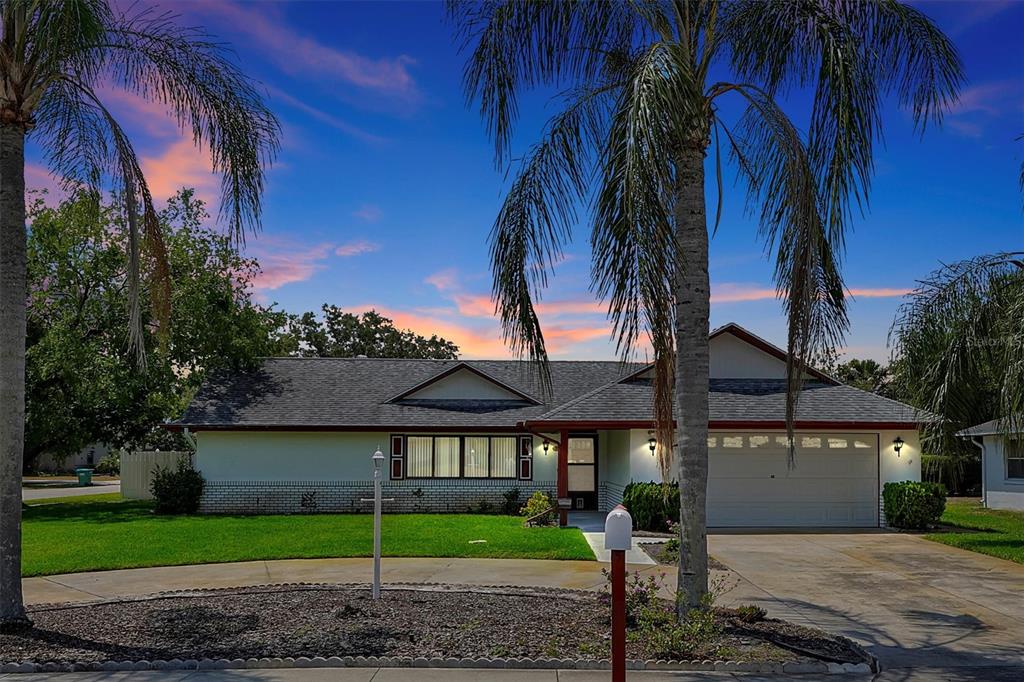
[543, 440, 557, 454]
[648, 431, 657, 456]
[543, 440, 550, 454]
[893, 436, 904, 457]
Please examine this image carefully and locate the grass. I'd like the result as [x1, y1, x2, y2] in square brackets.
[24, 492, 124, 506]
[924, 498, 1024, 564]
[21, 499, 594, 577]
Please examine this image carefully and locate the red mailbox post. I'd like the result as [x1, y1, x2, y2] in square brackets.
[604, 504, 632, 682]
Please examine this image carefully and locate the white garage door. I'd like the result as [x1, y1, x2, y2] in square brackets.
[707, 433, 878, 527]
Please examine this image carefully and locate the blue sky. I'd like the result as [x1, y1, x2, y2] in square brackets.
[27, 0, 1024, 361]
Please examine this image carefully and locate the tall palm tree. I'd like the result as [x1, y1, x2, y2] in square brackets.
[450, 0, 961, 613]
[891, 252, 1024, 485]
[0, 1, 278, 628]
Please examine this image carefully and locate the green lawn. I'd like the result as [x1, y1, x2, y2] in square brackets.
[22, 500, 593, 577]
[924, 498, 1024, 564]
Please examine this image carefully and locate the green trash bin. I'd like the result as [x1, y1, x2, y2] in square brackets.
[75, 467, 93, 486]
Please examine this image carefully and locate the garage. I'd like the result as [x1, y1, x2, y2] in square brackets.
[707, 432, 879, 527]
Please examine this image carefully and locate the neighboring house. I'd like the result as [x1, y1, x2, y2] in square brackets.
[958, 418, 1024, 511]
[169, 323, 923, 528]
[33, 443, 112, 473]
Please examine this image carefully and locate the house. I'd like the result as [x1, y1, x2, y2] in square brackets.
[169, 323, 923, 528]
[958, 417, 1024, 511]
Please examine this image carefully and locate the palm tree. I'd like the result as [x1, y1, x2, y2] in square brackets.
[891, 253, 1024, 488]
[0, 1, 278, 628]
[450, 0, 962, 613]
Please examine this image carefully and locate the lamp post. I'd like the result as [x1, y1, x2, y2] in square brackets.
[367, 448, 388, 600]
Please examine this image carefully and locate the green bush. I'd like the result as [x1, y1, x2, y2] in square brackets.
[622, 482, 679, 531]
[501, 487, 521, 515]
[519, 490, 555, 525]
[150, 457, 205, 515]
[94, 453, 120, 476]
[882, 480, 947, 529]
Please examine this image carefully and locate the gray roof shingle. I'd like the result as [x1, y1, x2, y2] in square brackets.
[530, 377, 923, 424]
[174, 358, 639, 429]
[174, 357, 925, 430]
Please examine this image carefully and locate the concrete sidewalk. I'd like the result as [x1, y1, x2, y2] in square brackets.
[24, 556, 673, 606]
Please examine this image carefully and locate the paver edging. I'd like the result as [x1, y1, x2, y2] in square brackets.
[6, 581, 878, 676]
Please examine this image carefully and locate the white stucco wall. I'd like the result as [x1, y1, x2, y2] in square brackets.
[981, 435, 1024, 510]
[709, 333, 788, 379]
[195, 430, 558, 482]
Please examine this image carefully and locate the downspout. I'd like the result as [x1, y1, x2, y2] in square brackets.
[182, 428, 198, 466]
[970, 437, 986, 508]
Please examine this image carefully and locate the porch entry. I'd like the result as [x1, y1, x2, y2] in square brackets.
[567, 435, 598, 510]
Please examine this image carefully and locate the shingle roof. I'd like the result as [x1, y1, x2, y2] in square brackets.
[529, 377, 924, 425]
[174, 357, 925, 430]
[957, 416, 1024, 437]
[173, 358, 639, 429]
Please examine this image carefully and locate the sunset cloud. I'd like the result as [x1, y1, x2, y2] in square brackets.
[425, 268, 460, 293]
[266, 86, 388, 144]
[139, 137, 218, 206]
[336, 240, 380, 257]
[190, 1, 418, 98]
[248, 238, 335, 290]
[353, 204, 383, 222]
[710, 283, 911, 304]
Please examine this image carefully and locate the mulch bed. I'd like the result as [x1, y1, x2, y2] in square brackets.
[0, 585, 868, 666]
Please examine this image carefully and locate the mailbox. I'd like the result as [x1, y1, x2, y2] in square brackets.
[604, 504, 632, 551]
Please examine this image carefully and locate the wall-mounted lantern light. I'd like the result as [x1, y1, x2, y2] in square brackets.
[543, 440, 556, 455]
[893, 436, 904, 457]
[647, 431, 657, 456]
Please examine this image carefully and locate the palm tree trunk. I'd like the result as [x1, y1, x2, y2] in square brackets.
[673, 142, 710, 615]
[0, 122, 30, 629]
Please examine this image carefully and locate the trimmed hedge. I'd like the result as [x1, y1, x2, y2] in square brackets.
[882, 481, 947, 529]
[150, 457, 205, 515]
[622, 482, 679, 532]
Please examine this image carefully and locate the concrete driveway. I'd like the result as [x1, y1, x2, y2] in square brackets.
[709, 532, 1024, 676]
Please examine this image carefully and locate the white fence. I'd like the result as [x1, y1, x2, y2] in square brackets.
[121, 451, 192, 500]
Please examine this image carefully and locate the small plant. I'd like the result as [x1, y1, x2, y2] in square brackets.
[734, 604, 767, 623]
[660, 520, 681, 563]
[149, 457, 205, 515]
[622, 481, 679, 531]
[519, 490, 555, 525]
[94, 453, 120, 476]
[501, 486, 521, 515]
[601, 567, 668, 627]
[883, 480, 947, 529]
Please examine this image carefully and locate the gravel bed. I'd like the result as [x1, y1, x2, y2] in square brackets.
[0, 585, 867, 666]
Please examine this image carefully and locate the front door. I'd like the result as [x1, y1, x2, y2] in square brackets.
[567, 435, 598, 510]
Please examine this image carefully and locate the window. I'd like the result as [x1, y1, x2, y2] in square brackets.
[801, 437, 822, 449]
[827, 438, 849, 449]
[1008, 439, 1024, 480]
[722, 436, 743, 448]
[464, 437, 489, 478]
[853, 438, 873, 449]
[491, 437, 517, 478]
[434, 437, 460, 477]
[707, 436, 718, 449]
[749, 435, 771, 448]
[407, 436, 433, 477]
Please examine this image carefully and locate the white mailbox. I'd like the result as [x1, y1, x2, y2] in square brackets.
[604, 504, 633, 551]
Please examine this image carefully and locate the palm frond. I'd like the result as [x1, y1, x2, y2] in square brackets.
[716, 83, 849, 464]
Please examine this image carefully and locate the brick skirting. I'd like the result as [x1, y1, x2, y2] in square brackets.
[200, 480, 557, 515]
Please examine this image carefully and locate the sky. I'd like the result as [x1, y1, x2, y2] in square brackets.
[25, 0, 1024, 362]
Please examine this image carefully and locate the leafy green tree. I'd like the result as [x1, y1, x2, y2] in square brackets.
[0, 2, 277, 626]
[890, 252, 1024, 490]
[25, 189, 291, 471]
[287, 306, 459, 359]
[835, 358, 892, 396]
[451, 0, 961, 611]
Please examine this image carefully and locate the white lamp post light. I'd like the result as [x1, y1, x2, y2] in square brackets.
[361, 447, 393, 600]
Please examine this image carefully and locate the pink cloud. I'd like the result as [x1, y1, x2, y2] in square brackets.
[247, 238, 335, 290]
[710, 283, 910, 304]
[847, 287, 912, 299]
[948, 80, 1018, 116]
[139, 137, 218, 205]
[353, 204, 383, 222]
[190, 1, 417, 97]
[24, 164, 66, 201]
[336, 240, 380, 257]
[425, 268, 460, 293]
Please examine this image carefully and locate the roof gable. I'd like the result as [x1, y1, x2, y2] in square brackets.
[386, 363, 540, 404]
[709, 324, 836, 383]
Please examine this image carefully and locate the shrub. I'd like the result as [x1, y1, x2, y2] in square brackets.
[94, 453, 120, 476]
[519, 490, 555, 525]
[622, 482, 679, 531]
[733, 604, 767, 623]
[883, 481, 947, 529]
[501, 487, 521, 515]
[150, 457, 205, 515]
